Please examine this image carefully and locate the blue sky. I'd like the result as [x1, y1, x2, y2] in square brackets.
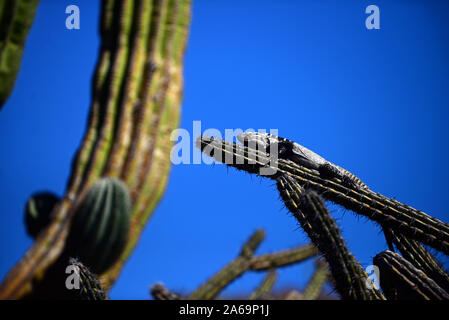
[1, 0, 449, 299]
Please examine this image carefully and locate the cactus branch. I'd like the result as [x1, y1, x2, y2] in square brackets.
[249, 244, 318, 271]
[302, 259, 329, 300]
[248, 270, 277, 300]
[0, 0, 39, 109]
[196, 136, 449, 255]
[188, 229, 318, 300]
[276, 174, 384, 300]
[188, 229, 265, 300]
[382, 227, 449, 293]
[0, 0, 191, 299]
[374, 250, 449, 300]
[150, 283, 182, 300]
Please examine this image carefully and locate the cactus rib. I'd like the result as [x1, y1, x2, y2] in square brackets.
[248, 270, 277, 300]
[196, 136, 449, 255]
[382, 227, 449, 293]
[303, 259, 329, 300]
[276, 174, 384, 300]
[0, 0, 39, 109]
[0, 0, 191, 299]
[374, 250, 449, 300]
[189, 229, 318, 300]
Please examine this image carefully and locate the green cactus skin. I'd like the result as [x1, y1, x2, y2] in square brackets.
[0, 0, 191, 299]
[374, 250, 449, 300]
[0, 0, 39, 109]
[64, 178, 131, 274]
[249, 270, 277, 300]
[24, 192, 59, 238]
[189, 229, 318, 300]
[276, 175, 385, 300]
[303, 259, 329, 300]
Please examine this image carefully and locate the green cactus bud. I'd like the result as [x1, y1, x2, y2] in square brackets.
[64, 178, 131, 274]
[24, 192, 60, 238]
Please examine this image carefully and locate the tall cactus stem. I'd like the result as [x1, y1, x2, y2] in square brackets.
[276, 174, 384, 300]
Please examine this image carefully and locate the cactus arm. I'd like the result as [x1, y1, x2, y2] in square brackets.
[383, 227, 449, 293]
[0, 0, 39, 109]
[276, 176, 384, 300]
[150, 283, 182, 300]
[248, 244, 318, 271]
[237, 132, 369, 190]
[0, 0, 191, 299]
[302, 259, 329, 300]
[196, 136, 449, 255]
[374, 250, 449, 300]
[248, 270, 277, 300]
[239, 229, 266, 259]
[101, 0, 191, 288]
[69, 258, 106, 300]
[188, 229, 317, 300]
[0, 191, 84, 299]
[189, 257, 251, 300]
[188, 229, 266, 300]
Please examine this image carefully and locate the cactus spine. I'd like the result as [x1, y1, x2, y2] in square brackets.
[276, 175, 385, 300]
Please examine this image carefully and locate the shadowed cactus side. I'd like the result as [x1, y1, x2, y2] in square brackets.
[0, 0, 39, 109]
[24, 192, 59, 239]
[382, 227, 449, 293]
[21, 178, 130, 298]
[67, 258, 106, 301]
[64, 178, 131, 274]
[374, 250, 449, 300]
[276, 175, 385, 300]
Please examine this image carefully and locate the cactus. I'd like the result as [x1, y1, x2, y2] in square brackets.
[4, 0, 448, 301]
[0, 0, 39, 109]
[302, 259, 329, 300]
[67, 258, 106, 300]
[0, 0, 191, 299]
[153, 233, 318, 300]
[276, 175, 385, 300]
[188, 229, 318, 300]
[150, 283, 182, 300]
[24, 192, 59, 238]
[22, 256, 106, 300]
[64, 178, 131, 274]
[374, 250, 449, 300]
[382, 227, 449, 293]
[249, 270, 277, 300]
